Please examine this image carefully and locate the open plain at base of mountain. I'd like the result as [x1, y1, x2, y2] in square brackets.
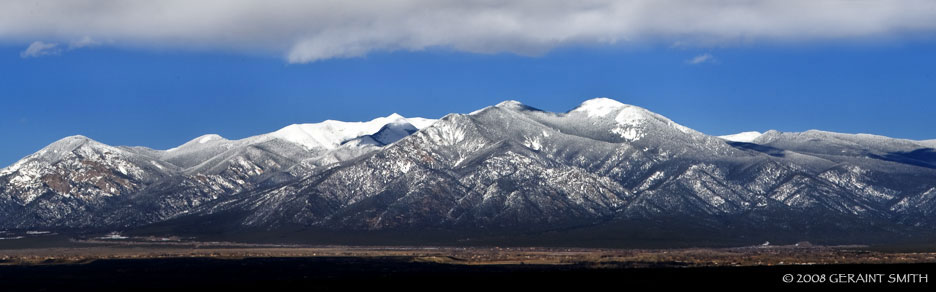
[1, 242, 934, 291]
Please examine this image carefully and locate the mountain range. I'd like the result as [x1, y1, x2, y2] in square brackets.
[2, 98, 935, 247]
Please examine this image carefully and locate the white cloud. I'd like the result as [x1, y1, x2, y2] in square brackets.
[3, 0, 936, 63]
[20, 41, 61, 58]
[687, 53, 715, 65]
[68, 36, 101, 49]
[19, 37, 101, 58]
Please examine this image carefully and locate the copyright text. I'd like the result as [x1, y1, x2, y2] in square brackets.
[782, 273, 928, 284]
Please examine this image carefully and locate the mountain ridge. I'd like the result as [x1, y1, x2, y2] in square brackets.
[2, 98, 935, 247]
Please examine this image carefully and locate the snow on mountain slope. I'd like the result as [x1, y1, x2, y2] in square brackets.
[487, 98, 737, 159]
[166, 134, 227, 151]
[219, 98, 936, 235]
[159, 134, 234, 169]
[230, 107, 640, 229]
[0, 135, 175, 220]
[181, 113, 436, 175]
[364, 120, 420, 146]
[568, 98, 697, 140]
[754, 130, 924, 151]
[144, 113, 437, 174]
[719, 131, 763, 142]
[232, 99, 729, 228]
[255, 113, 434, 150]
[403, 117, 437, 130]
[0, 113, 437, 228]
[920, 139, 936, 148]
[750, 130, 934, 169]
[3, 98, 936, 245]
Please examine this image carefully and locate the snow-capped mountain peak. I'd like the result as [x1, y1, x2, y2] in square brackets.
[719, 131, 763, 143]
[48, 135, 93, 148]
[570, 97, 628, 117]
[492, 100, 544, 113]
[568, 97, 697, 140]
[260, 113, 436, 150]
[2, 135, 108, 175]
[165, 134, 228, 152]
[30, 135, 125, 163]
[197, 134, 224, 144]
[495, 100, 524, 108]
[385, 112, 406, 120]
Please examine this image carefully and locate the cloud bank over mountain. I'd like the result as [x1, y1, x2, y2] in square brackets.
[3, 0, 936, 62]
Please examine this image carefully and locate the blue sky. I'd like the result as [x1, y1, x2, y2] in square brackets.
[2, 1, 936, 166]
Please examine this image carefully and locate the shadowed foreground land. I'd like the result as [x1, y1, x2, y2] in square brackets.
[1, 242, 935, 290]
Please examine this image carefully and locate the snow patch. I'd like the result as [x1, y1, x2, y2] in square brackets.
[570, 97, 696, 138]
[469, 106, 492, 115]
[612, 127, 644, 141]
[573, 97, 626, 117]
[166, 134, 227, 152]
[522, 135, 543, 151]
[919, 139, 936, 148]
[719, 131, 763, 142]
[98, 232, 129, 240]
[405, 117, 438, 130]
[199, 134, 221, 144]
[496, 100, 525, 108]
[263, 113, 437, 150]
